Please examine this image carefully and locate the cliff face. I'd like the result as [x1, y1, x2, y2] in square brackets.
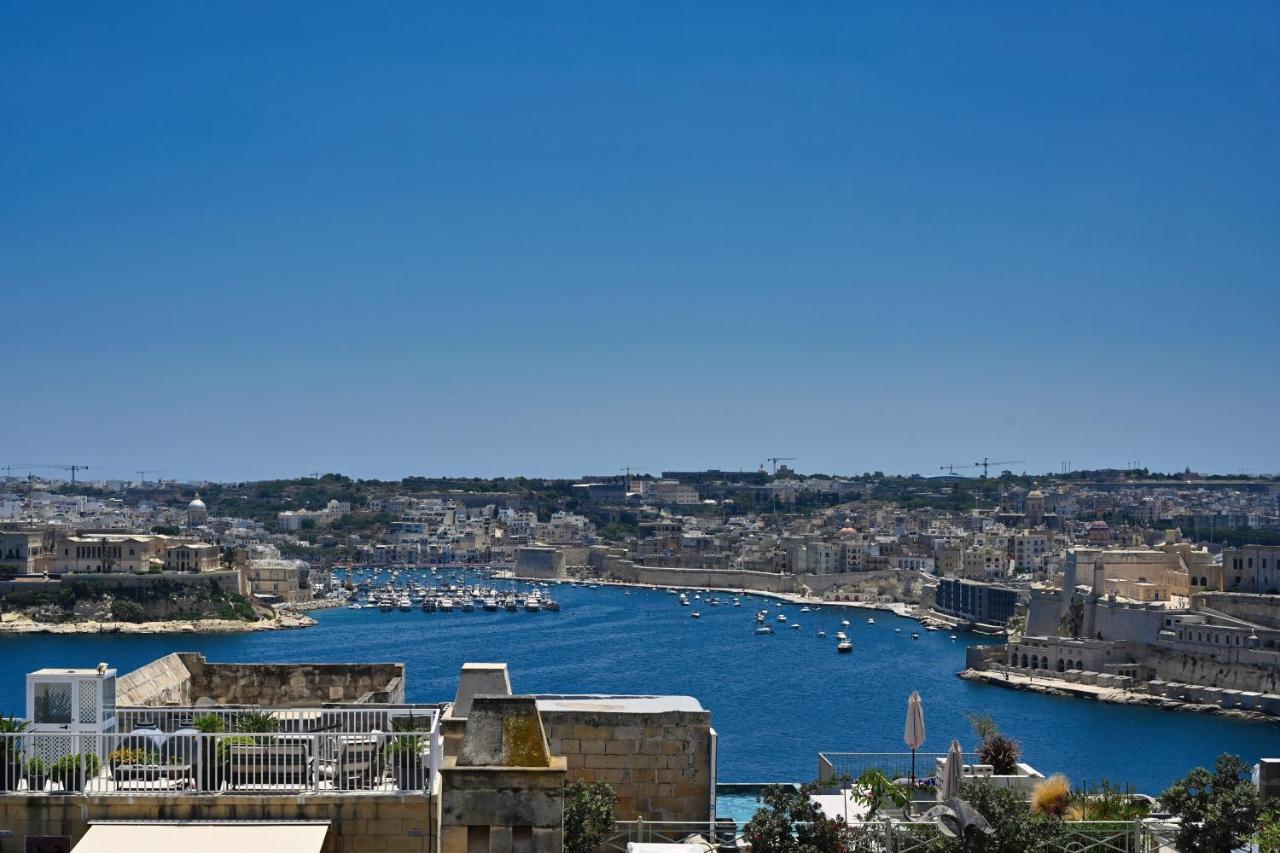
[1, 574, 264, 626]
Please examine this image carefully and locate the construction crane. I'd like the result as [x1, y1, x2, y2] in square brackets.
[136, 469, 166, 484]
[766, 456, 796, 475]
[10, 464, 97, 484]
[973, 457, 1025, 478]
[619, 466, 642, 493]
[939, 463, 975, 475]
[1, 464, 39, 478]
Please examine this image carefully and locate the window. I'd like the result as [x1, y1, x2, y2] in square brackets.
[467, 826, 490, 853]
[33, 683, 72, 724]
[512, 827, 533, 853]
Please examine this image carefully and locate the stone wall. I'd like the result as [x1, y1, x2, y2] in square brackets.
[600, 557, 797, 594]
[1195, 592, 1280, 629]
[0, 792, 436, 853]
[119, 653, 406, 707]
[539, 706, 712, 823]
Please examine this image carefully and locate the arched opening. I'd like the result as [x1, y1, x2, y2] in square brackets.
[1057, 659, 1065, 673]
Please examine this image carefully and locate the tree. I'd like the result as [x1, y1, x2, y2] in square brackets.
[743, 784, 848, 853]
[563, 780, 617, 853]
[1255, 808, 1280, 853]
[1160, 754, 1260, 853]
[937, 781, 1061, 853]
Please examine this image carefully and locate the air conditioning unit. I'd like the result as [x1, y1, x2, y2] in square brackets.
[1256, 759, 1280, 800]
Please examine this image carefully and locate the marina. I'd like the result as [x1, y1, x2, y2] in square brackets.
[0, 575, 1272, 794]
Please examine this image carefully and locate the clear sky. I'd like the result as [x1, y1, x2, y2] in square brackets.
[3, 3, 1277, 483]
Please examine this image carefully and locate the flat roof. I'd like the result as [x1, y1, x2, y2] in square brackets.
[534, 694, 704, 713]
[29, 668, 113, 677]
[75, 822, 329, 853]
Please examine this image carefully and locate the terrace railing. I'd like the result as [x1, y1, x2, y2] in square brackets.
[0, 724, 441, 796]
[818, 752, 978, 786]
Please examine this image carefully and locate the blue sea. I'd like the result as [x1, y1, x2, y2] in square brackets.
[1, 575, 1274, 793]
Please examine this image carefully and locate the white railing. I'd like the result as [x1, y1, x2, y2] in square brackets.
[0, 725, 441, 795]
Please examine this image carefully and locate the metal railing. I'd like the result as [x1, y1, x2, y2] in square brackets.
[818, 752, 978, 786]
[0, 725, 441, 795]
[694, 816, 1176, 853]
[602, 820, 729, 852]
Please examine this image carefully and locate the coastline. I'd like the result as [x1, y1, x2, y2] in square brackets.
[0, 612, 316, 634]
[958, 667, 1278, 724]
[509, 574, 927, 621]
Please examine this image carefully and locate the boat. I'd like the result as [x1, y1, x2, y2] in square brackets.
[398, 596, 412, 612]
[950, 635, 958, 640]
[422, 598, 437, 612]
[911, 632, 920, 640]
[439, 598, 455, 612]
[483, 598, 498, 612]
[691, 611, 700, 619]
[379, 599, 393, 613]
[776, 614, 787, 623]
[926, 625, 941, 632]
[524, 598, 541, 612]
[837, 639, 853, 653]
[800, 606, 810, 613]
[544, 598, 560, 612]
[461, 600, 475, 612]
[841, 619, 850, 627]
[732, 598, 741, 607]
[867, 617, 876, 625]
[755, 625, 774, 635]
[504, 598, 518, 612]
[791, 623, 801, 630]
[835, 631, 847, 641]
[817, 630, 827, 638]
[679, 594, 689, 607]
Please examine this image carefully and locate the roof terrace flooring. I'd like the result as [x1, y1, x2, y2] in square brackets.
[116, 702, 444, 735]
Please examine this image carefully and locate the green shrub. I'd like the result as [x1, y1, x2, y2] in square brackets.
[233, 711, 278, 733]
[110, 598, 149, 623]
[50, 752, 101, 788]
[1160, 754, 1259, 853]
[192, 714, 227, 733]
[564, 780, 618, 853]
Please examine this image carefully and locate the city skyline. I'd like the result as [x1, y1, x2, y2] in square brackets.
[4, 3, 1278, 482]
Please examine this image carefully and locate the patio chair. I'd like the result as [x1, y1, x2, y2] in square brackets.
[317, 735, 382, 789]
[226, 740, 313, 791]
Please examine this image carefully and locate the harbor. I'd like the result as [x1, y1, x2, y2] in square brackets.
[0, 577, 1273, 795]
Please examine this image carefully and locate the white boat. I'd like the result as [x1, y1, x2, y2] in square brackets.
[439, 598, 454, 612]
[732, 598, 741, 607]
[837, 639, 853, 653]
[776, 614, 787, 623]
[835, 631, 847, 641]
[755, 625, 774, 635]
[817, 630, 827, 638]
[791, 623, 801, 630]
[911, 632, 920, 640]
[524, 598, 541, 612]
[800, 606, 811, 613]
[461, 600, 475, 612]
[867, 617, 876, 625]
[950, 635, 958, 640]
[841, 619, 850, 627]
[483, 598, 498, 612]
[398, 596, 412, 612]
[691, 611, 700, 619]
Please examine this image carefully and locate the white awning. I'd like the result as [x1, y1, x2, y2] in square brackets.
[74, 822, 329, 853]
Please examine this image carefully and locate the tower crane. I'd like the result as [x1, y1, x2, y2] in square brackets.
[973, 457, 1025, 478]
[9, 464, 97, 484]
[136, 469, 167, 484]
[766, 456, 796, 475]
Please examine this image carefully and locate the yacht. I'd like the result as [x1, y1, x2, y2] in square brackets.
[679, 594, 690, 607]
[439, 598, 455, 613]
[461, 599, 475, 612]
[790, 623, 801, 630]
[776, 613, 787, 623]
[837, 639, 853, 653]
[867, 617, 876, 625]
[800, 606, 811, 613]
[841, 619, 850, 627]
[398, 595, 412, 612]
[524, 597, 541, 613]
[732, 598, 741, 607]
[544, 598, 560, 612]
[421, 598, 437, 612]
[691, 611, 700, 619]
[755, 624, 774, 635]
[482, 598, 498, 612]
[504, 597, 519, 612]
[817, 630, 827, 638]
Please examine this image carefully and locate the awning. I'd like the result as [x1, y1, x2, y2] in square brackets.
[74, 821, 329, 853]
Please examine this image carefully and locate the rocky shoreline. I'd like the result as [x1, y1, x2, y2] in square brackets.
[0, 612, 316, 634]
[958, 668, 1277, 724]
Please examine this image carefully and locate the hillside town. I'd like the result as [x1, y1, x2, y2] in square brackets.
[3, 468, 1278, 713]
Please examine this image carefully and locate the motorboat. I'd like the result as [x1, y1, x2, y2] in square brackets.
[504, 598, 518, 612]
[817, 630, 827, 638]
[835, 631, 847, 641]
[800, 606, 811, 613]
[755, 625, 774, 635]
[524, 598, 541, 612]
[776, 614, 787, 623]
[732, 598, 741, 607]
[691, 611, 700, 619]
[867, 617, 876, 625]
[837, 639, 853, 653]
[544, 598, 560, 612]
[483, 598, 498, 612]
[421, 598, 437, 612]
[911, 632, 920, 640]
[461, 600, 475, 612]
[439, 598, 455, 612]
[791, 623, 801, 630]
[841, 619, 850, 627]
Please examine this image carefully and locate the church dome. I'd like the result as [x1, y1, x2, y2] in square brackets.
[188, 494, 207, 512]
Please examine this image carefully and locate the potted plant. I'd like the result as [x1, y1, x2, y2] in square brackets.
[108, 747, 156, 782]
[0, 715, 28, 791]
[193, 714, 226, 790]
[385, 735, 426, 790]
[25, 756, 48, 792]
[50, 752, 101, 793]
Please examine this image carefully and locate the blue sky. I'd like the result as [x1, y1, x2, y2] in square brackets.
[2, 3, 1277, 482]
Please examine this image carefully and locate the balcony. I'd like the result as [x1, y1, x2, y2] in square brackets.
[0, 703, 442, 796]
